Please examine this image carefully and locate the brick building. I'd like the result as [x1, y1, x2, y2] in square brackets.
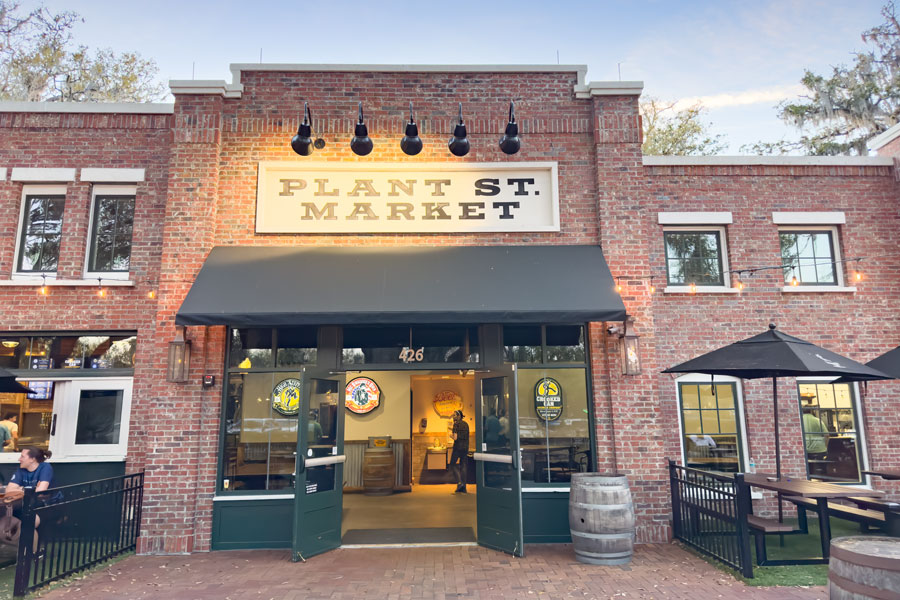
[0, 64, 897, 556]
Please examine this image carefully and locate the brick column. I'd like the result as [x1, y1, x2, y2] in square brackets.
[134, 95, 225, 554]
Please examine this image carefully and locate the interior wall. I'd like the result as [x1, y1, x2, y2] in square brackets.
[411, 374, 475, 445]
[343, 370, 411, 441]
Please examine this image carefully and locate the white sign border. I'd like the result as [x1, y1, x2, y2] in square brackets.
[255, 161, 560, 234]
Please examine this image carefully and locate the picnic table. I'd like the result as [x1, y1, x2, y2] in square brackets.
[862, 469, 900, 481]
[742, 473, 883, 562]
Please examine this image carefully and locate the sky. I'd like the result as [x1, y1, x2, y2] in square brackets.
[35, 0, 889, 153]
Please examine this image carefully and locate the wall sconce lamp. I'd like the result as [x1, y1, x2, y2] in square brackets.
[166, 325, 192, 383]
[448, 103, 470, 156]
[617, 317, 641, 375]
[499, 101, 520, 154]
[401, 102, 423, 156]
[291, 102, 314, 156]
[350, 102, 374, 156]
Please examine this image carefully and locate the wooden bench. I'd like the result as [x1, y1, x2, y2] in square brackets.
[747, 514, 794, 565]
[785, 495, 896, 534]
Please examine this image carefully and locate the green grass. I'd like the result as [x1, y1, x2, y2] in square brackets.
[684, 516, 889, 587]
[0, 549, 132, 599]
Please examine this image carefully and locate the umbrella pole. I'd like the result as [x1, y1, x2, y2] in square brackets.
[773, 377, 784, 533]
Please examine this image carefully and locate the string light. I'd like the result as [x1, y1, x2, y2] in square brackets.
[39, 274, 48, 296]
[735, 278, 744, 291]
[615, 277, 622, 293]
[148, 290, 156, 299]
[97, 278, 106, 298]
[790, 267, 799, 287]
[689, 282, 697, 294]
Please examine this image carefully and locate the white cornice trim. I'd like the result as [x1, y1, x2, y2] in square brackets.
[574, 81, 644, 98]
[772, 211, 846, 225]
[868, 123, 900, 152]
[782, 286, 857, 293]
[80, 168, 145, 183]
[168, 80, 243, 98]
[658, 212, 733, 225]
[11, 167, 76, 182]
[0, 168, 5, 181]
[0, 278, 134, 287]
[643, 155, 893, 166]
[0, 101, 172, 114]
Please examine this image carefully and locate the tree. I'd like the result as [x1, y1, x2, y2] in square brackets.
[744, 1, 900, 155]
[0, 1, 165, 102]
[640, 97, 727, 155]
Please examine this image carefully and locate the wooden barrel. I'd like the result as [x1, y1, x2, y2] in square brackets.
[568, 473, 635, 565]
[362, 447, 395, 496]
[830, 536, 900, 600]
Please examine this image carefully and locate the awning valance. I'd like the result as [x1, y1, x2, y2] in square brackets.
[175, 245, 626, 327]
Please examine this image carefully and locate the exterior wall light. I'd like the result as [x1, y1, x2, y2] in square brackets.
[401, 102, 423, 156]
[618, 317, 641, 376]
[166, 325, 192, 383]
[499, 101, 520, 154]
[291, 102, 314, 156]
[350, 102, 374, 156]
[448, 103, 470, 156]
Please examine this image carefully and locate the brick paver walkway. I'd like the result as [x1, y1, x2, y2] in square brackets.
[37, 544, 825, 599]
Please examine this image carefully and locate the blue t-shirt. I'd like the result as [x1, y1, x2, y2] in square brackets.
[10, 462, 55, 489]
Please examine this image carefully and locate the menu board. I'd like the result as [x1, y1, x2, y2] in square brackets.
[25, 381, 53, 401]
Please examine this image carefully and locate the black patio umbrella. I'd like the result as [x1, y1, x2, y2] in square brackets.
[0, 368, 33, 394]
[663, 323, 892, 480]
[834, 345, 900, 382]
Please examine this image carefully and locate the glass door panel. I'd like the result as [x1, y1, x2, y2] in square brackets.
[55, 378, 132, 459]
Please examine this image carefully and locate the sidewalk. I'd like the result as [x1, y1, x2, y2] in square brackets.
[37, 544, 825, 600]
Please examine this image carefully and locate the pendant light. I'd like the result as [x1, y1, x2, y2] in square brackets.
[499, 101, 520, 154]
[290, 102, 314, 156]
[448, 103, 469, 157]
[350, 102, 374, 156]
[400, 102, 423, 156]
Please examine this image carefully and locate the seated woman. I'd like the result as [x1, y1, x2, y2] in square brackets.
[5, 448, 57, 529]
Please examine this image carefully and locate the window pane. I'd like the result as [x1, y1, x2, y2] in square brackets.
[411, 325, 479, 363]
[0, 336, 30, 369]
[717, 385, 735, 408]
[701, 410, 720, 434]
[664, 232, 723, 286]
[681, 385, 699, 409]
[545, 325, 585, 363]
[719, 409, 737, 434]
[305, 378, 339, 495]
[230, 328, 274, 368]
[780, 231, 836, 285]
[680, 383, 742, 473]
[9, 380, 57, 452]
[698, 385, 717, 409]
[682, 410, 701, 434]
[799, 382, 860, 482]
[342, 326, 408, 364]
[221, 373, 298, 491]
[503, 325, 542, 363]
[91, 196, 135, 273]
[518, 368, 591, 484]
[276, 326, 318, 367]
[74, 389, 123, 444]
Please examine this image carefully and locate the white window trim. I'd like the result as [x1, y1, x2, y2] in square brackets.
[83, 185, 136, 281]
[0, 168, 7, 181]
[80, 168, 144, 183]
[11, 185, 67, 279]
[773, 212, 845, 225]
[794, 376, 870, 487]
[777, 224, 847, 290]
[662, 225, 733, 292]
[658, 212, 733, 225]
[10, 168, 76, 182]
[672, 374, 760, 496]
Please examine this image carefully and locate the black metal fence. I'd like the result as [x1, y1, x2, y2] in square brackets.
[14, 472, 144, 597]
[668, 459, 753, 578]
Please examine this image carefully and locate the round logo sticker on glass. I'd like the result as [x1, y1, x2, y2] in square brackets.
[272, 378, 302, 416]
[534, 377, 563, 421]
[345, 377, 381, 414]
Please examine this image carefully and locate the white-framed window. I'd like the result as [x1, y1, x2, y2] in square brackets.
[796, 378, 868, 484]
[13, 185, 67, 276]
[674, 374, 748, 473]
[84, 185, 136, 280]
[0, 377, 133, 463]
[778, 225, 845, 287]
[662, 226, 734, 292]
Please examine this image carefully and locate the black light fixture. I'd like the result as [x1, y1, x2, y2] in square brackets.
[350, 102, 374, 156]
[290, 102, 314, 156]
[499, 101, 520, 155]
[448, 103, 469, 157]
[166, 325, 192, 383]
[400, 102, 423, 156]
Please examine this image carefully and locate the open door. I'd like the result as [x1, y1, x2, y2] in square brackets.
[292, 368, 345, 562]
[474, 365, 524, 556]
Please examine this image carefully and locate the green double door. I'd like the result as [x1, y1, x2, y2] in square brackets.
[291, 366, 523, 560]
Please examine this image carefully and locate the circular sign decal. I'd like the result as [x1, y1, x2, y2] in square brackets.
[345, 377, 381, 414]
[272, 378, 302, 416]
[432, 390, 463, 417]
[534, 377, 563, 421]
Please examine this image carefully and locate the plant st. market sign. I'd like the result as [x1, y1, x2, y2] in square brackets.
[256, 162, 559, 233]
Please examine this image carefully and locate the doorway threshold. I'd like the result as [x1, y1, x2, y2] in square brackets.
[342, 526, 475, 545]
[341, 541, 478, 549]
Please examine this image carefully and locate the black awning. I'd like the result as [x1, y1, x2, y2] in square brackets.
[175, 245, 626, 327]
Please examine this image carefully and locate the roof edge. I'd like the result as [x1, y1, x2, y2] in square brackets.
[868, 122, 900, 152]
[643, 155, 893, 167]
[0, 101, 173, 114]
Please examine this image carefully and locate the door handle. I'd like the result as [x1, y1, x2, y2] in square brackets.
[296, 453, 305, 473]
[50, 414, 57, 436]
[305, 455, 346, 467]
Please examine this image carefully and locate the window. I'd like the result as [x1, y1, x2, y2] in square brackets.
[779, 229, 838, 286]
[503, 325, 585, 364]
[0, 333, 137, 370]
[678, 381, 744, 473]
[16, 189, 66, 274]
[87, 188, 136, 275]
[341, 325, 479, 365]
[798, 382, 863, 483]
[664, 229, 726, 286]
[229, 327, 318, 369]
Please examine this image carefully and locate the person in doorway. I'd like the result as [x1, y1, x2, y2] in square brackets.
[449, 410, 469, 494]
[498, 408, 509, 446]
[307, 411, 324, 444]
[484, 409, 501, 447]
[0, 413, 18, 449]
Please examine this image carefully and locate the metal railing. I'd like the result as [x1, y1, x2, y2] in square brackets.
[14, 472, 144, 597]
[668, 459, 753, 578]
